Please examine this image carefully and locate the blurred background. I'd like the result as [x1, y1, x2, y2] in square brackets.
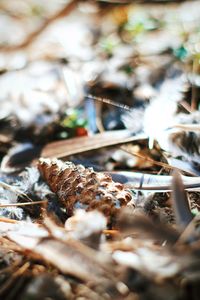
[1, 0, 200, 173]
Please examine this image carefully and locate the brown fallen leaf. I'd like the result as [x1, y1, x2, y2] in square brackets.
[41, 130, 147, 159]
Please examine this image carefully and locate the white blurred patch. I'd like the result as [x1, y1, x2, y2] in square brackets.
[65, 209, 107, 239]
[113, 248, 179, 278]
[143, 76, 186, 149]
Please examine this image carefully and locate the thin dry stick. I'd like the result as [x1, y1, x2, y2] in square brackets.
[0, 0, 80, 52]
[178, 100, 193, 113]
[0, 200, 48, 208]
[87, 94, 132, 111]
[120, 145, 194, 176]
[87, 94, 131, 132]
[0, 217, 20, 223]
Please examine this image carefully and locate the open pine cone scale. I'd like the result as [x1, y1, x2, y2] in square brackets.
[38, 158, 134, 222]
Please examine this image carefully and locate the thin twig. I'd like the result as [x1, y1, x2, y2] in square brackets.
[0, 0, 80, 52]
[178, 100, 193, 113]
[0, 200, 48, 208]
[120, 145, 192, 174]
[0, 217, 20, 223]
[87, 94, 132, 111]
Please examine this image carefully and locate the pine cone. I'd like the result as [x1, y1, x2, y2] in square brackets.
[38, 158, 134, 224]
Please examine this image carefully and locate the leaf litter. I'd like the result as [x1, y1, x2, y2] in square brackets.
[1, 1, 200, 299]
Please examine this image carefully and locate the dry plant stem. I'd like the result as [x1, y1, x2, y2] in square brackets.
[0, 0, 80, 52]
[0, 200, 48, 208]
[87, 94, 132, 111]
[120, 145, 192, 175]
[0, 217, 20, 223]
[178, 100, 193, 113]
[13, 262, 30, 277]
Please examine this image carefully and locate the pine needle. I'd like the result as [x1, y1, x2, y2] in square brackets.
[0, 200, 48, 208]
[120, 145, 191, 174]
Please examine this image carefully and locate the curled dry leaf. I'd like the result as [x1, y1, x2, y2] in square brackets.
[38, 158, 134, 225]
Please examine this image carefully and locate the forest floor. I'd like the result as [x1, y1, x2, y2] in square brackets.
[0, 1, 200, 299]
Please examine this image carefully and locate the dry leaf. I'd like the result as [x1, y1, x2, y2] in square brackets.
[41, 130, 147, 159]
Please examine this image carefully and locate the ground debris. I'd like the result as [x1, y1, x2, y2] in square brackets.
[1, 0, 200, 299]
